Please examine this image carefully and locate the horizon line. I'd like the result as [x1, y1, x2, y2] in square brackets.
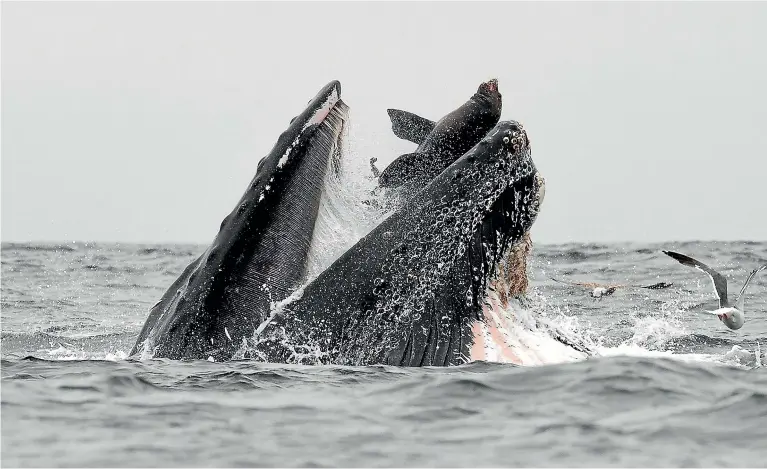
[2, 238, 765, 248]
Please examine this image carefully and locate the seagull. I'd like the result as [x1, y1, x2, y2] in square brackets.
[662, 250, 767, 330]
[550, 277, 673, 298]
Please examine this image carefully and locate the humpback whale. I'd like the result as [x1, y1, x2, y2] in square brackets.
[130, 80, 589, 365]
[245, 120, 546, 366]
[374, 79, 503, 199]
[130, 81, 349, 360]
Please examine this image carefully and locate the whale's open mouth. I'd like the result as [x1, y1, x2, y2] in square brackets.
[239, 119, 548, 367]
[470, 289, 590, 366]
[466, 169, 594, 366]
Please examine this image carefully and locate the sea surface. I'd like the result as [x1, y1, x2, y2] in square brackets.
[2, 241, 767, 467]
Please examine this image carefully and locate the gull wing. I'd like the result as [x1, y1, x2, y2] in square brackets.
[735, 264, 767, 311]
[663, 250, 728, 308]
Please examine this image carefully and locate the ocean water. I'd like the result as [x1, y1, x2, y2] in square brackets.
[2, 241, 766, 467]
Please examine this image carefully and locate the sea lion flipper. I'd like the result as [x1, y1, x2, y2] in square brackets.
[378, 152, 433, 188]
[386, 109, 435, 144]
[369, 157, 381, 178]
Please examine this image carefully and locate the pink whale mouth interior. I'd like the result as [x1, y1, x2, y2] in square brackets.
[485, 79, 498, 92]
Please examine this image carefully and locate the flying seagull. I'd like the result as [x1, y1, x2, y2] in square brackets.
[550, 277, 673, 298]
[663, 250, 767, 330]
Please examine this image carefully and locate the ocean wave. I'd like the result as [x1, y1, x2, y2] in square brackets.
[135, 246, 200, 257]
[1, 243, 78, 252]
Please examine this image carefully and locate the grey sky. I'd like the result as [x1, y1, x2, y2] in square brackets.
[2, 1, 766, 245]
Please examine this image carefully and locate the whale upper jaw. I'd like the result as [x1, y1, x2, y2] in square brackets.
[130, 81, 349, 361]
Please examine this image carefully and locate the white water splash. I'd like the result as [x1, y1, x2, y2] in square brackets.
[481, 293, 590, 366]
[304, 118, 390, 279]
[627, 315, 690, 350]
[508, 288, 764, 369]
[469, 287, 598, 367]
[43, 345, 128, 362]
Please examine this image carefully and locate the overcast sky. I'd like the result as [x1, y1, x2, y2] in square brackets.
[3, 1, 766, 245]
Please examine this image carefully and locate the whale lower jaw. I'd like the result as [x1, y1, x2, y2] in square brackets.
[470, 290, 590, 366]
